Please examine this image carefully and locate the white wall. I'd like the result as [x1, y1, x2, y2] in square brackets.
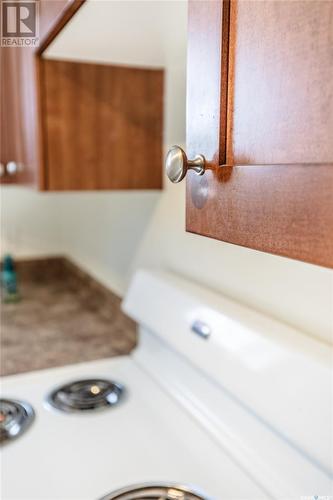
[1, 187, 63, 257]
[0, 187, 160, 295]
[55, 191, 160, 296]
[1, 0, 332, 345]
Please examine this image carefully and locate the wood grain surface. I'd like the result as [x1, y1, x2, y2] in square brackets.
[186, 163, 333, 267]
[187, 0, 333, 267]
[0, 46, 23, 184]
[226, 0, 333, 165]
[187, 0, 230, 167]
[0, 0, 84, 186]
[41, 59, 163, 190]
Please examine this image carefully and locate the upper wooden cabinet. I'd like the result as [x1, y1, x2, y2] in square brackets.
[41, 59, 163, 190]
[0, 0, 84, 186]
[0, 0, 163, 190]
[0, 47, 22, 183]
[1, 45, 39, 185]
[185, 0, 333, 268]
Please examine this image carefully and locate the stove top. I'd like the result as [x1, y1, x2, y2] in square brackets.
[1, 270, 330, 499]
[46, 378, 124, 413]
[100, 483, 210, 500]
[1, 357, 263, 499]
[0, 398, 35, 443]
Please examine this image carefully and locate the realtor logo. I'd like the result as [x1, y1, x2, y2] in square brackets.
[1, 0, 39, 46]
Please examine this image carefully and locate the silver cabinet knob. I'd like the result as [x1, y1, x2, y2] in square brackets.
[6, 161, 22, 175]
[165, 146, 205, 183]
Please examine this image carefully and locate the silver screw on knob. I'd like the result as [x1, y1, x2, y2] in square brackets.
[165, 146, 205, 183]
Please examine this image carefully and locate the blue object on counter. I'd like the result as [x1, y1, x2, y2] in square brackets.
[1, 254, 20, 303]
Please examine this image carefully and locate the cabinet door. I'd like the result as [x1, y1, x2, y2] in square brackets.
[0, 45, 41, 185]
[0, 47, 23, 183]
[0, 0, 83, 186]
[41, 59, 163, 190]
[186, 0, 333, 267]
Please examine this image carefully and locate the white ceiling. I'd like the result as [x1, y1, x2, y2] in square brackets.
[44, 0, 188, 68]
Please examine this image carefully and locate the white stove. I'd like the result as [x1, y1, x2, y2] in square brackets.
[1, 269, 332, 499]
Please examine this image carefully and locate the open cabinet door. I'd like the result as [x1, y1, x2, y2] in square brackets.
[185, 0, 333, 268]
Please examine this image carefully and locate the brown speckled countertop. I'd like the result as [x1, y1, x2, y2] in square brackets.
[0, 258, 137, 376]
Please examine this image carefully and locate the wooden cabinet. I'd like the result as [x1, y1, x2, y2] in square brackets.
[0, 0, 163, 190]
[41, 59, 163, 190]
[0, 47, 22, 184]
[0, 0, 83, 186]
[186, 0, 333, 267]
[27, 1, 86, 186]
[0, 45, 41, 185]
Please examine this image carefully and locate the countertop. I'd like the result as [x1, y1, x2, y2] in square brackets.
[0, 258, 137, 376]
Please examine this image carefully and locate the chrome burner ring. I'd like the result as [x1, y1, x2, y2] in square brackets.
[0, 399, 35, 443]
[99, 483, 212, 500]
[46, 378, 125, 413]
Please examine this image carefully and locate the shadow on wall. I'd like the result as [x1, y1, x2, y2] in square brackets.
[0, 185, 161, 296]
[58, 190, 161, 295]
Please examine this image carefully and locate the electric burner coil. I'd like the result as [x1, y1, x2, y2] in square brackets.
[0, 399, 35, 443]
[46, 378, 125, 413]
